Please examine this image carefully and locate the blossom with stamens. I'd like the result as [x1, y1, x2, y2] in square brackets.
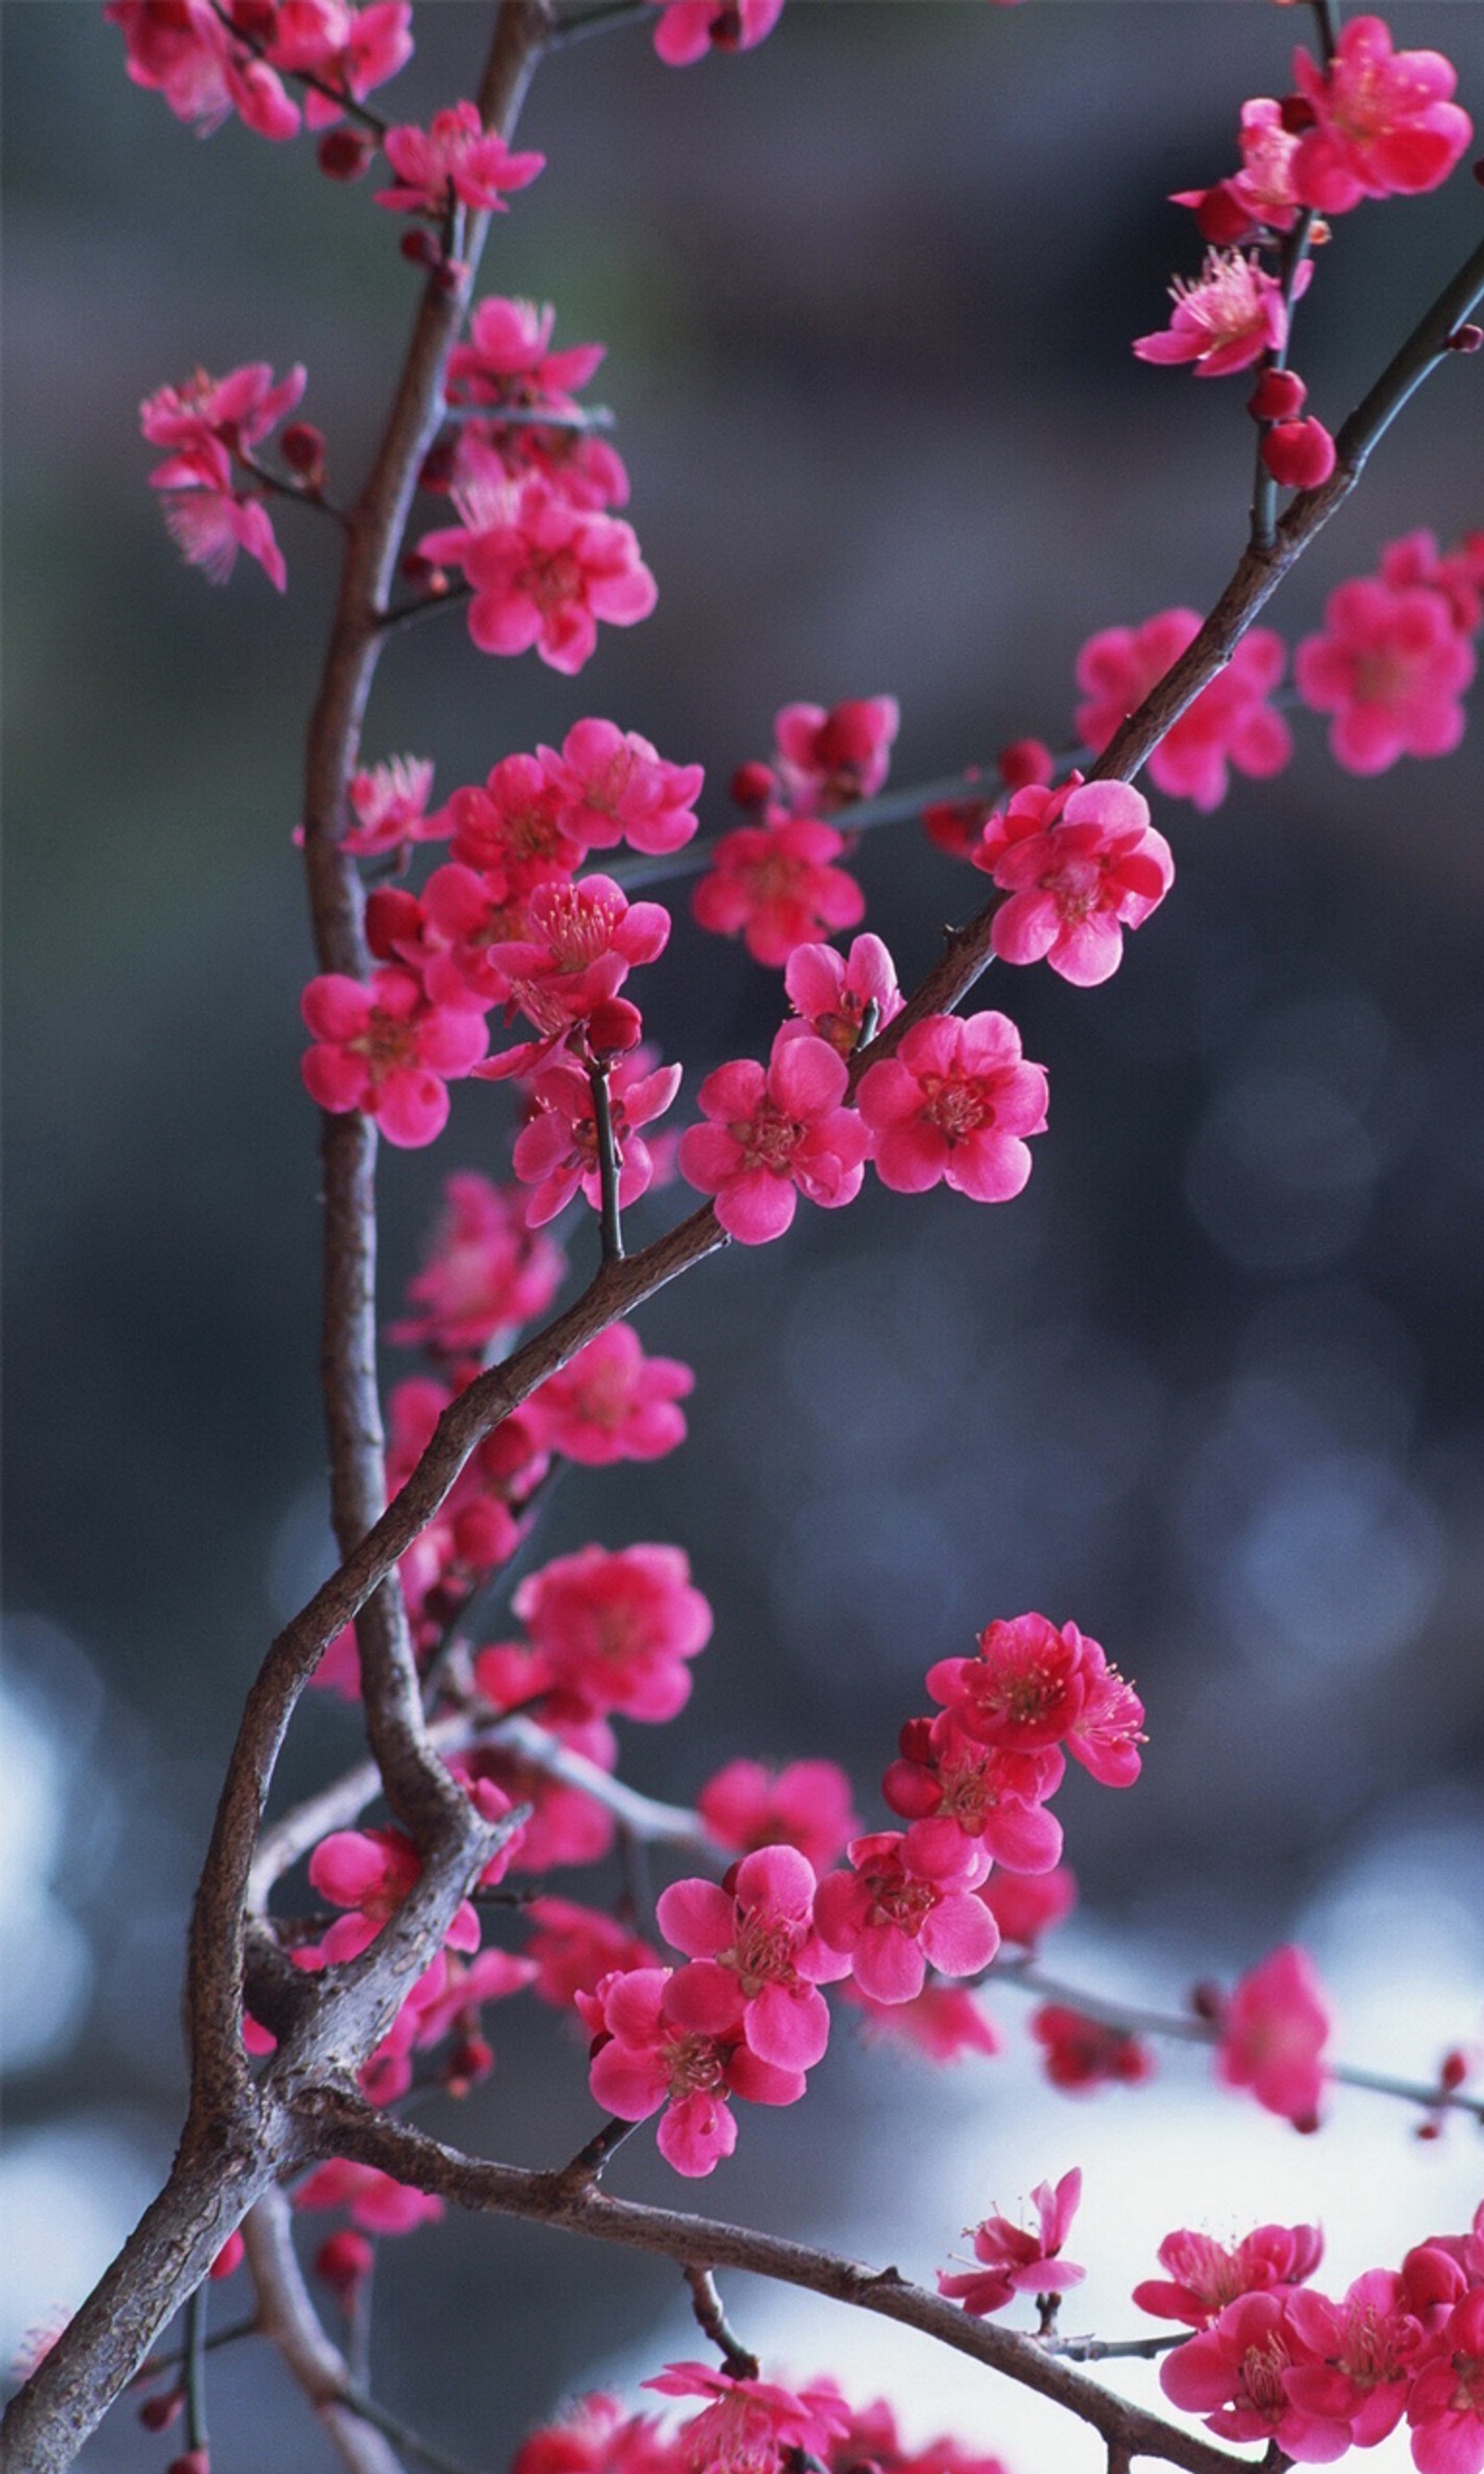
[506, 1049, 682, 1226]
[300, 967, 489, 1146]
[540, 719, 703, 856]
[512, 1541, 712, 1724]
[677, 1029, 870, 1244]
[693, 815, 865, 968]
[578, 1965, 808, 2174]
[972, 775, 1172, 988]
[1173, 97, 1305, 242]
[927, 1613, 1145, 1788]
[344, 755, 442, 857]
[1295, 576, 1475, 774]
[1407, 2287, 1484, 2474]
[658, 1845, 849, 2072]
[1133, 248, 1310, 378]
[1075, 608, 1291, 811]
[107, 0, 301, 140]
[1289, 16, 1473, 213]
[856, 1012, 1048, 1205]
[1135, 2223, 1324, 2330]
[644, 2364, 851, 2474]
[420, 466, 655, 674]
[782, 935, 902, 1057]
[938, 2169, 1085, 2316]
[489, 875, 671, 1035]
[812, 1830, 998, 2005]
[376, 100, 544, 215]
[448, 752, 586, 888]
[1160, 2291, 1349, 2457]
[883, 1713, 1064, 1879]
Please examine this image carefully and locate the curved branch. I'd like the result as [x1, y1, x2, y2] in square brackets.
[242, 2187, 408, 2474]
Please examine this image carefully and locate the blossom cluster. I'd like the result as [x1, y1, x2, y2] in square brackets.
[107, 0, 413, 144]
[506, 2370, 1007, 2474]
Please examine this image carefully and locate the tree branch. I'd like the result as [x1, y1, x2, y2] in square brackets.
[242, 2186, 408, 2474]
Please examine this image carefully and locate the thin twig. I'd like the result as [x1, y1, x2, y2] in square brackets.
[375, 580, 475, 634]
[344, 2385, 493, 2474]
[206, 0, 390, 138]
[184, 2286, 210, 2455]
[242, 2187, 407, 2474]
[608, 768, 1005, 894]
[1309, 0, 1341, 65]
[549, 0, 655, 50]
[684, 2264, 760, 2381]
[1249, 206, 1318, 555]
[588, 1057, 626, 1263]
[441, 402, 616, 431]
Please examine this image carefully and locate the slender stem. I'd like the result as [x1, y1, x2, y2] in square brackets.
[184, 2286, 210, 2455]
[561, 2113, 644, 2186]
[684, 2265, 760, 2381]
[1309, 0, 1341, 64]
[609, 768, 1004, 894]
[374, 580, 475, 635]
[441, 402, 616, 431]
[348, 2248, 375, 2392]
[134, 2316, 262, 2381]
[344, 2387, 493, 2474]
[205, 0, 390, 138]
[241, 2188, 406, 2474]
[549, 0, 655, 50]
[588, 1058, 626, 1263]
[1043, 2332, 1188, 2365]
[1249, 206, 1317, 555]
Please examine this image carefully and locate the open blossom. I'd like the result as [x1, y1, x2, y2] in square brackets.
[460, 1659, 620, 1876]
[1409, 2287, 1484, 2474]
[529, 1324, 693, 1466]
[1295, 576, 1476, 774]
[421, 467, 656, 673]
[979, 1865, 1077, 1952]
[1380, 529, 1484, 639]
[506, 1050, 683, 1227]
[1174, 97, 1305, 243]
[882, 1714, 1065, 1879]
[856, 1012, 1047, 1206]
[490, 876, 671, 1036]
[269, 2, 414, 128]
[579, 1965, 807, 2174]
[107, 0, 301, 139]
[376, 100, 544, 214]
[390, 1172, 564, 1357]
[301, 967, 489, 1147]
[293, 2159, 442, 2237]
[649, 0, 786, 70]
[344, 755, 441, 857]
[513, 2394, 675, 2474]
[449, 752, 586, 888]
[972, 775, 1172, 988]
[927, 1614, 1145, 1788]
[1160, 2294, 1338, 2457]
[1075, 609, 1292, 810]
[1282, 2271, 1424, 2451]
[693, 815, 865, 968]
[1031, 2006, 1155, 2094]
[142, 359, 306, 589]
[1135, 2222, 1324, 2330]
[939, 2170, 1085, 2317]
[677, 1030, 870, 1245]
[774, 695, 900, 812]
[524, 1898, 660, 2009]
[1134, 249, 1310, 378]
[812, 1831, 998, 2006]
[1217, 1943, 1333, 2129]
[697, 1759, 861, 1878]
[448, 298, 629, 512]
[512, 1542, 712, 1723]
[540, 720, 703, 856]
[842, 1980, 1003, 2066]
[160, 489, 288, 590]
[783, 935, 902, 1057]
[658, 1845, 849, 2072]
[645, 2366, 848, 2474]
[1289, 16, 1473, 213]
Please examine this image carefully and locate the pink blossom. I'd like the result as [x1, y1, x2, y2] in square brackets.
[1290, 17, 1473, 213]
[528, 1324, 694, 1466]
[512, 1542, 712, 1723]
[882, 1714, 1065, 1879]
[1161, 2292, 1350, 2460]
[979, 1865, 1078, 1952]
[1075, 608, 1292, 810]
[448, 752, 586, 889]
[161, 490, 288, 591]
[783, 935, 902, 1057]
[344, 755, 441, 857]
[696, 1759, 861, 1878]
[1380, 529, 1484, 639]
[107, 0, 300, 139]
[301, 967, 488, 1146]
[524, 1898, 660, 2009]
[141, 360, 307, 473]
[826, 2398, 1009, 2474]
[645, 2366, 848, 2474]
[856, 1013, 1048, 1206]
[1285, 2271, 1425, 2450]
[270, 2, 414, 127]
[692, 816, 865, 968]
[1217, 1943, 1333, 2129]
[658, 1844, 849, 2072]
[376, 101, 544, 214]
[938, 2170, 1085, 2316]
[539, 719, 703, 857]
[505, 1050, 682, 1226]
[447, 298, 628, 511]
[293, 2158, 442, 2237]
[1408, 2288, 1484, 2474]
[308, 1822, 482, 1962]
[650, 0, 786, 70]
[1135, 2222, 1324, 2330]
[579, 1965, 807, 2174]
[812, 1831, 998, 2006]
[774, 695, 901, 811]
[842, 1980, 1003, 2066]
[414, 863, 532, 1011]
[677, 1030, 870, 1245]
[390, 1172, 564, 1357]
[420, 468, 656, 674]
[1173, 97, 1305, 242]
[1295, 576, 1476, 774]
[454, 1688, 620, 1876]
[489, 875, 671, 1036]
[513, 2395, 675, 2474]
[1134, 249, 1311, 378]
[972, 774, 1173, 988]
[927, 1614, 1145, 1788]
[1031, 2006, 1155, 2093]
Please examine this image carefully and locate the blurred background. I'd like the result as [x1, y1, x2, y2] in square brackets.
[5, 3, 1484, 2466]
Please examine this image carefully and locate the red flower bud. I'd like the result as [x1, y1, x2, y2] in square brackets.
[317, 128, 375, 182]
[314, 2230, 376, 2299]
[1260, 417, 1337, 490]
[1194, 182, 1257, 248]
[1247, 367, 1308, 422]
[280, 422, 326, 479]
[139, 2391, 184, 2432]
[1279, 93, 1317, 134]
[1447, 323, 1483, 353]
[997, 737, 1055, 792]
[730, 760, 776, 811]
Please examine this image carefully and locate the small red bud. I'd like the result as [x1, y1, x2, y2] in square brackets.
[997, 737, 1055, 792]
[167, 2454, 211, 2474]
[585, 995, 643, 1057]
[418, 437, 456, 494]
[1446, 324, 1483, 354]
[139, 2391, 185, 2432]
[314, 2230, 376, 2299]
[1440, 2047, 1469, 2092]
[1279, 94, 1317, 134]
[317, 127, 375, 182]
[1188, 1978, 1224, 2023]
[1260, 417, 1337, 490]
[898, 1716, 934, 1763]
[1247, 367, 1308, 422]
[365, 886, 422, 958]
[400, 228, 440, 270]
[1415, 2120, 1442, 2142]
[447, 2033, 494, 2096]
[730, 760, 776, 810]
[279, 422, 325, 480]
[1293, 2109, 1322, 2136]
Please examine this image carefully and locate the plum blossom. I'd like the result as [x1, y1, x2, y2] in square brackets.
[390, 1172, 565, 1357]
[540, 719, 703, 857]
[421, 465, 656, 673]
[927, 1613, 1145, 1787]
[1289, 17, 1473, 213]
[1133, 248, 1311, 378]
[141, 359, 306, 588]
[644, 2366, 849, 2474]
[693, 815, 865, 968]
[783, 935, 902, 1057]
[812, 1831, 998, 2006]
[344, 755, 441, 857]
[513, 2395, 675, 2474]
[842, 1980, 1003, 2066]
[677, 1030, 870, 1245]
[1380, 529, 1484, 638]
[511, 1542, 712, 1723]
[1075, 608, 1292, 810]
[971, 774, 1173, 988]
[979, 1865, 1077, 1952]
[1217, 1943, 1333, 2128]
[454, 1686, 620, 1876]
[579, 1965, 807, 2174]
[376, 101, 544, 215]
[107, 0, 300, 140]
[658, 1845, 849, 2072]
[1284, 2271, 1424, 2451]
[1160, 2291, 1351, 2459]
[1135, 2222, 1324, 2329]
[506, 1050, 682, 1227]
[293, 2159, 442, 2237]
[528, 1324, 694, 1466]
[524, 1898, 660, 2009]
[301, 967, 489, 1146]
[882, 1714, 1065, 1879]
[649, 0, 786, 71]
[1409, 2288, 1484, 2474]
[160, 490, 289, 590]
[449, 751, 586, 888]
[856, 1012, 1048, 1206]
[445, 297, 629, 511]
[490, 875, 671, 1037]
[1295, 576, 1476, 774]
[1173, 97, 1305, 243]
[269, 2, 414, 129]
[697, 1759, 861, 1878]
[773, 695, 900, 812]
[1030, 2006, 1155, 2093]
[938, 2170, 1085, 2316]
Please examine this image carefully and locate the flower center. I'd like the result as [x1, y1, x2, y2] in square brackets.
[918, 1072, 989, 1143]
[734, 1103, 803, 1175]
